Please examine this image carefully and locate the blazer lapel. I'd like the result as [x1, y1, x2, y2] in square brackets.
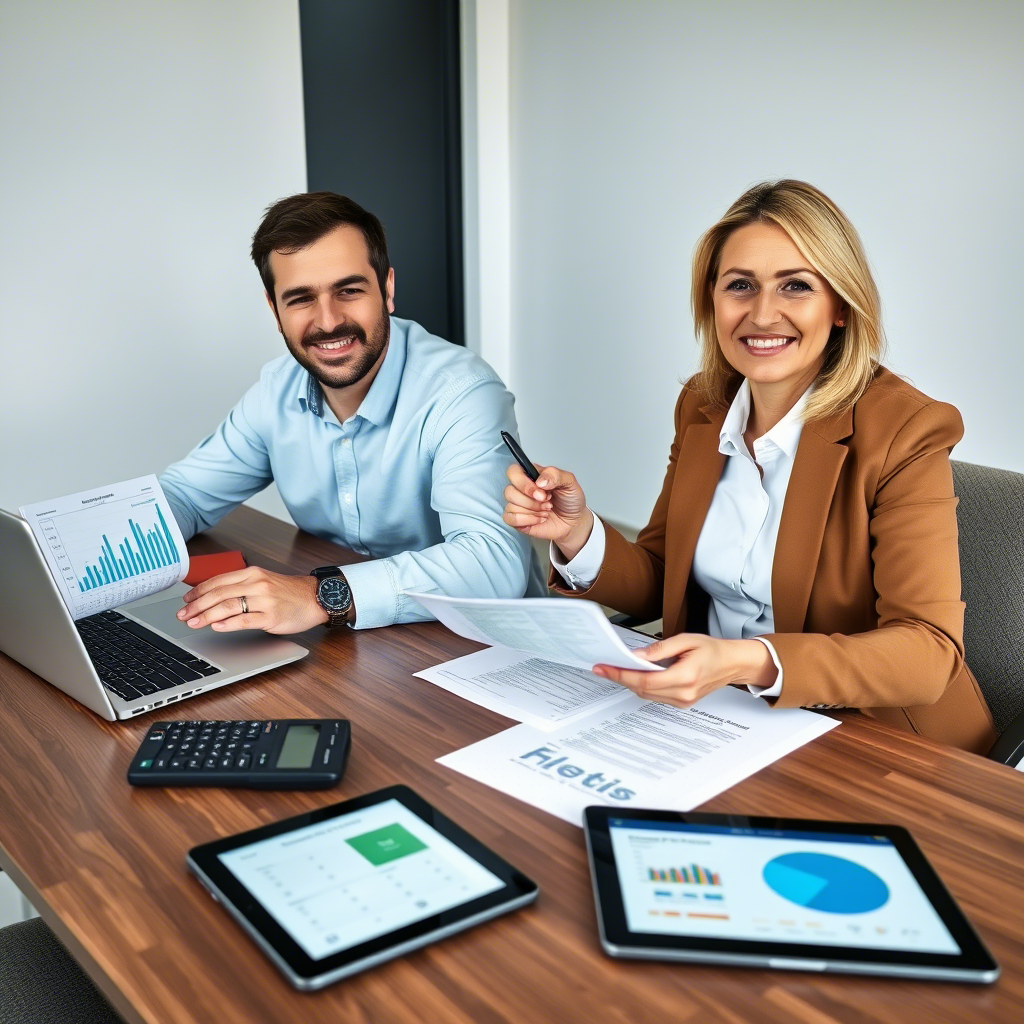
[771, 407, 854, 634]
[662, 404, 726, 633]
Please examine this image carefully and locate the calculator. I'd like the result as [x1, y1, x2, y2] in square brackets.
[127, 719, 351, 789]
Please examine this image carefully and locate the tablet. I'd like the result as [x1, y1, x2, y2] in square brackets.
[584, 807, 998, 983]
[187, 785, 538, 989]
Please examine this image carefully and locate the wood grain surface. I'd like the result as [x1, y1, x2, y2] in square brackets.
[1, 506, 1022, 1024]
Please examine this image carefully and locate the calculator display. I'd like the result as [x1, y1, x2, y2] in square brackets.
[276, 724, 321, 769]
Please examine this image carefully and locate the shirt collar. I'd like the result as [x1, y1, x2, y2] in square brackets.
[719, 378, 813, 459]
[355, 318, 406, 426]
[297, 317, 406, 425]
[301, 373, 323, 417]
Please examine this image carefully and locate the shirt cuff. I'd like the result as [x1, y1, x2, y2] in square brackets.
[549, 513, 605, 590]
[338, 558, 401, 630]
[747, 637, 784, 698]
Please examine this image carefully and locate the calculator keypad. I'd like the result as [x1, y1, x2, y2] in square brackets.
[146, 721, 272, 772]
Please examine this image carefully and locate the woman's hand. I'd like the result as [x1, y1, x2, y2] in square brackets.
[503, 463, 594, 560]
[593, 634, 777, 708]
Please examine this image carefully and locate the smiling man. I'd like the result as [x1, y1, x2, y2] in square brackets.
[160, 191, 541, 633]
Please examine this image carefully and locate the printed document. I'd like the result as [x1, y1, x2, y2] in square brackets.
[407, 593, 663, 672]
[414, 626, 655, 730]
[20, 475, 189, 620]
[437, 686, 839, 826]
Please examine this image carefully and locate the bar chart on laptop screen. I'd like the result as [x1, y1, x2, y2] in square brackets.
[20, 476, 189, 620]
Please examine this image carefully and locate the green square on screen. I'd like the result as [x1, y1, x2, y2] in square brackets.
[346, 823, 428, 865]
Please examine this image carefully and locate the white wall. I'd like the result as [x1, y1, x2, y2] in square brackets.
[5, 1, 1022, 535]
[492, 0, 1024, 531]
[0, 0, 305, 521]
[0, 871, 36, 929]
[461, 0, 513, 385]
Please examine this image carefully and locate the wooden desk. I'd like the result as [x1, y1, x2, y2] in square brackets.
[1, 507, 1022, 1023]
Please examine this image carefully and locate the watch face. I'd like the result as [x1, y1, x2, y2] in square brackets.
[318, 576, 350, 612]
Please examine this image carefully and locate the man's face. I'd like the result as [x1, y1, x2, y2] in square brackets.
[267, 224, 395, 390]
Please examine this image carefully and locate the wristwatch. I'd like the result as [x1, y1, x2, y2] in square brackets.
[310, 566, 354, 627]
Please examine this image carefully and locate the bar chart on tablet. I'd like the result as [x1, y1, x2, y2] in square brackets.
[20, 475, 189, 620]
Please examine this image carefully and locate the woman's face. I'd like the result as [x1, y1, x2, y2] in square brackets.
[712, 221, 845, 394]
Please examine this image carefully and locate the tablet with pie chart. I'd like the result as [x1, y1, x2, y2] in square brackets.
[763, 852, 890, 914]
[584, 808, 999, 982]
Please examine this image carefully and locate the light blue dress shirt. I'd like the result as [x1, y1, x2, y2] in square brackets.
[160, 317, 543, 628]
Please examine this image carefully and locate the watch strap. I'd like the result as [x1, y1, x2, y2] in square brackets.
[324, 606, 348, 628]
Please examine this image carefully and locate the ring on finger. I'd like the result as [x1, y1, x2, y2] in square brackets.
[240, 595, 249, 615]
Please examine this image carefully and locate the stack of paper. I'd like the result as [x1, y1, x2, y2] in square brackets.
[408, 593, 839, 826]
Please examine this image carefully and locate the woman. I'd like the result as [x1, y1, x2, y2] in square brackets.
[504, 180, 995, 754]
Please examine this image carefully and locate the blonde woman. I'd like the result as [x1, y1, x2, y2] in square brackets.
[503, 180, 995, 754]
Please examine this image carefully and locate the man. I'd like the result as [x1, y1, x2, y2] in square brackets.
[161, 191, 540, 633]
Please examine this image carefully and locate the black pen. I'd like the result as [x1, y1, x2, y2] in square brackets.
[501, 431, 540, 482]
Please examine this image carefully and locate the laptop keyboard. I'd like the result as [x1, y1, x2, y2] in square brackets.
[76, 609, 220, 703]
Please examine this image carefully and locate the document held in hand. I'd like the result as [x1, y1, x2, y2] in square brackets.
[406, 593, 664, 673]
[414, 624, 655, 730]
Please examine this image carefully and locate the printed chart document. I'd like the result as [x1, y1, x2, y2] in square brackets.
[414, 626, 655, 731]
[407, 593, 663, 673]
[20, 475, 189, 620]
[438, 686, 839, 826]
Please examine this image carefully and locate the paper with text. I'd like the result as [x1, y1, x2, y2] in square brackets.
[407, 593, 664, 672]
[438, 686, 839, 826]
[414, 625, 655, 730]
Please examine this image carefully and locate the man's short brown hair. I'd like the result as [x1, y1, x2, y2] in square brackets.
[251, 192, 390, 305]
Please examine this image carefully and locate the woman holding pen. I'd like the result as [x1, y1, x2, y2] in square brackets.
[503, 180, 995, 754]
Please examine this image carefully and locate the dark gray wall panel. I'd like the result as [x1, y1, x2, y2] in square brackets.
[300, 0, 464, 345]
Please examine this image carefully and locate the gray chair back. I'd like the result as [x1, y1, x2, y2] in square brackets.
[951, 460, 1024, 732]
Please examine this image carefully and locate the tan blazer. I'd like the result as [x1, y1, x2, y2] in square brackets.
[550, 368, 997, 754]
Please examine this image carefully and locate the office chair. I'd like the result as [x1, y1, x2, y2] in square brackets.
[0, 918, 125, 1024]
[951, 460, 1024, 766]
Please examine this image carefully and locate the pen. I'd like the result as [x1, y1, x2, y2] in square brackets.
[501, 431, 540, 483]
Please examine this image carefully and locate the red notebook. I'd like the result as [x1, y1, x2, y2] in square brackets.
[182, 551, 247, 586]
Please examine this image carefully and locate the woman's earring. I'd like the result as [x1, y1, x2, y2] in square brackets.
[836, 319, 845, 327]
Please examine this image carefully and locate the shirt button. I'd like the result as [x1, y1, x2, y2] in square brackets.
[344, 494, 353, 504]
[341, 437, 350, 446]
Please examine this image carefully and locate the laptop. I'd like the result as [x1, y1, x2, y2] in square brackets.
[0, 508, 308, 721]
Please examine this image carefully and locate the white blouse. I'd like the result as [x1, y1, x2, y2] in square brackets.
[551, 379, 815, 698]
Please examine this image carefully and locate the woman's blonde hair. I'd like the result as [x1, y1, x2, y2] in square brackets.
[690, 180, 885, 421]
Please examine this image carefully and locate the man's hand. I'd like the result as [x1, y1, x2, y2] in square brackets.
[177, 567, 328, 635]
[592, 634, 776, 708]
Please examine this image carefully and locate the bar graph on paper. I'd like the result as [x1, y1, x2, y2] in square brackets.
[20, 475, 189, 620]
[73, 502, 179, 591]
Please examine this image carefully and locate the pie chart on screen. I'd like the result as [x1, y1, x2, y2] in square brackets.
[763, 852, 889, 914]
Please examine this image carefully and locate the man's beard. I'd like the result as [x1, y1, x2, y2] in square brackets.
[285, 305, 390, 391]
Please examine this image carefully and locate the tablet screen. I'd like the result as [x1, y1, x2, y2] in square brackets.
[608, 818, 960, 955]
[218, 798, 504, 960]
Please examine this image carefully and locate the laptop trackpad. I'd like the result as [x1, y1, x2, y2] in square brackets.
[130, 596, 205, 640]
